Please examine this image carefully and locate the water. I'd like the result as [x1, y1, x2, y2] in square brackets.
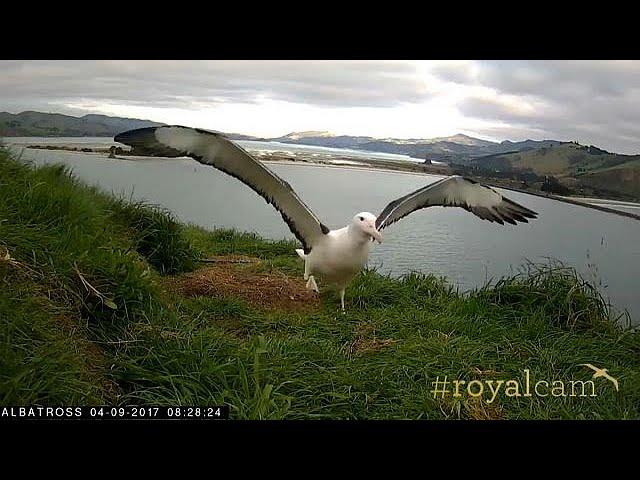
[565, 197, 640, 216]
[236, 139, 444, 164]
[11, 146, 640, 325]
[3, 136, 119, 150]
[3, 136, 444, 164]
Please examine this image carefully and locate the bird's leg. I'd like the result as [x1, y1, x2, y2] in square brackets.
[306, 275, 319, 293]
[339, 287, 346, 313]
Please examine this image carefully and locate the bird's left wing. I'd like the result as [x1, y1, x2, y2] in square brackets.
[115, 126, 329, 253]
[376, 175, 537, 230]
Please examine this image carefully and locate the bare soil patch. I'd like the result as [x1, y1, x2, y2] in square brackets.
[342, 322, 400, 357]
[169, 256, 320, 312]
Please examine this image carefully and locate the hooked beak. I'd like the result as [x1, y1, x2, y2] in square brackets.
[369, 227, 383, 244]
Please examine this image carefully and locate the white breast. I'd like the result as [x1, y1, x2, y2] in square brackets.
[306, 227, 372, 285]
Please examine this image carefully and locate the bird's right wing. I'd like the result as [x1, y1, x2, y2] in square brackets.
[115, 126, 329, 253]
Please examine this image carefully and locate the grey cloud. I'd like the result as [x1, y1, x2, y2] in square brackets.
[0, 60, 430, 110]
[3, 60, 640, 154]
[428, 62, 478, 86]
[433, 60, 640, 153]
[476, 61, 640, 100]
[458, 96, 548, 124]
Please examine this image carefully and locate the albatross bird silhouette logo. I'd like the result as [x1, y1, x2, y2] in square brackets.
[579, 364, 619, 391]
[115, 125, 538, 311]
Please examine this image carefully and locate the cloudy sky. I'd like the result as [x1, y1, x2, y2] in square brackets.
[2, 60, 640, 153]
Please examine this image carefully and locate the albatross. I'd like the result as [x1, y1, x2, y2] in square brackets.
[115, 126, 538, 311]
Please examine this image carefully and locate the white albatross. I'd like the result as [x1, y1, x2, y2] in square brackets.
[115, 126, 538, 311]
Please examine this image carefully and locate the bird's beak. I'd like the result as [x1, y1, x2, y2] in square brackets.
[370, 227, 383, 244]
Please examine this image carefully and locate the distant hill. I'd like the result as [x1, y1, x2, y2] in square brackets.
[276, 131, 335, 141]
[3, 110, 638, 200]
[471, 143, 637, 176]
[272, 130, 569, 162]
[467, 142, 640, 201]
[576, 160, 640, 199]
[0, 111, 165, 137]
[496, 139, 565, 152]
[272, 131, 377, 149]
[0, 111, 571, 161]
[419, 133, 497, 147]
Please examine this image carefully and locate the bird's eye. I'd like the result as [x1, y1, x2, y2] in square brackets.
[359, 216, 364, 221]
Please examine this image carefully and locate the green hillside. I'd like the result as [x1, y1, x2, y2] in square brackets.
[576, 160, 640, 199]
[468, 143, 640, 201]
[0, 111, 163, 137]
[474, 143, 636, 177]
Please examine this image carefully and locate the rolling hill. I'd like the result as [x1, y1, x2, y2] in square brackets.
[0, 111, 569, 162]
[471, 143, 639, 176]
[466, 143, 640, 201]
[2, 110, 639, 200]
[273, 130, 566, 161]
[575, 159, 640, 199]
[0, 111, 164, 137]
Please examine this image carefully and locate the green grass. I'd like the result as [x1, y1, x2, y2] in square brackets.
[584, 157, 640, 172]
[1, 148, 639, 419]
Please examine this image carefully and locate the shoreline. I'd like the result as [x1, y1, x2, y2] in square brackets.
[12, 143, 640, 220]
[15, 143, 452, 177]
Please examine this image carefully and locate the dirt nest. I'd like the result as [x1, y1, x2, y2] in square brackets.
[171, 256, 320, 312]
[342, 322, 400, 357]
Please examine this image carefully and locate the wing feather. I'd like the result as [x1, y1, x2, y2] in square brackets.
[376, 176, 537, 230]
[115, 126, 329, 252]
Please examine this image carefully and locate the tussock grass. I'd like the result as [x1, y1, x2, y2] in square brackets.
[108, 199, 199, 275]
[1, 148, 639, 419]
[473, 261, 618, 330]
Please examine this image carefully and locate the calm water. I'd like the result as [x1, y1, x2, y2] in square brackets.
[3, 136, 435, 164]
[10, 145, 640, 324]
[237, 139, 446, 164]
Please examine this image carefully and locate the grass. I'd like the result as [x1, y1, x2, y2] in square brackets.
[1, 148, 639, 419]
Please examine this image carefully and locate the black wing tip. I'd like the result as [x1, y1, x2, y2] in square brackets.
[114, 126, 185, 157]
[114, 126, 159, 144]
[457, 177, 539, 225]
[195, 127, 224, 137]
[115, 125, 201, 144]
[472, 203, 537, 226]
[501, 197, 538, 220]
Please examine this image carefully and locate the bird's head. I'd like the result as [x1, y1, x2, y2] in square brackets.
[352, 212, 382, 244]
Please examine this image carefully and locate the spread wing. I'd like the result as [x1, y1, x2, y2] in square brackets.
[376, 176, 537, 230]
[115, 126, 329, 252]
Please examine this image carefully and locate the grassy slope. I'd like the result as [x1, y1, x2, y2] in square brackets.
[0, 111, 162, 137]
[1, 149, 639, 419]
[508, 145, 575, 174]
[486, 144, 638, 176]
[601, 158, 640, 170]
[576, 159, 640, 198]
